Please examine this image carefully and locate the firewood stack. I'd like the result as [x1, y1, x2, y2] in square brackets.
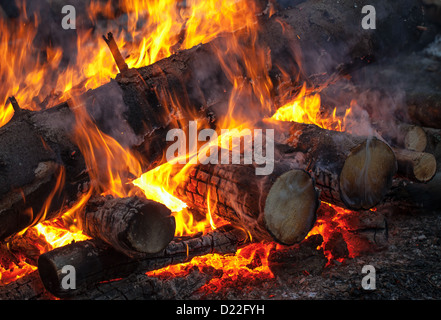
[0, 0, 440, 299]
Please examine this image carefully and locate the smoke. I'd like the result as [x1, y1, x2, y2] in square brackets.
[83, 80, 142, 148]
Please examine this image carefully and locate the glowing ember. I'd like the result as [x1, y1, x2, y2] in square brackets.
[147, 242, 276, 290]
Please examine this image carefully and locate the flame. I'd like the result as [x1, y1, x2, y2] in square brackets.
[271, 83, 349, 132]
[146, 242, 275, 290]
[69, 96, 143, 198]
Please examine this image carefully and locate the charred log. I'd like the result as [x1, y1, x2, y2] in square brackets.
[381, 173, 441, 212]
[37, 225, 248, 298]
[80, 196, 176, 257]
[71, 266, 213, 300]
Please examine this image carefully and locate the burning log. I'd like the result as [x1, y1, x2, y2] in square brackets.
[316, 203, 389, 255]
[37, 225, 248, 298]
[392, 148, 437, 183]
[72, 266, 214, 300]
[270, 121, 398, 210]
[336, 210, 388, 254]
[172, 163, 320, 245]
[0, 0, 427, 241]
[0, 271, 52, 300]
[80, 196, 176, 257]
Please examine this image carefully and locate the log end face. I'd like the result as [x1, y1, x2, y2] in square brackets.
[37, 254, 60, 296]
[340, 138, 397, 210]
[263, 169, 319, 246]
[404, 125, 427, 152]
[126, 200, 176, 255]
[412, 152, 437, 183]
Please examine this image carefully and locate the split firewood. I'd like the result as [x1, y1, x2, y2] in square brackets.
[0, 0, 428, 241]
[392, 148, 436, 183]
[268, 120, 397, 210]
[37, 225, 248, 298]
[80, 196, 176, 257]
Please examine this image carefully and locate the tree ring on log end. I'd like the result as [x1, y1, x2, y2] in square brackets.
[264, 169, 318, 246]
[413, 152, 437, 183]
[340, 138, 397, 210]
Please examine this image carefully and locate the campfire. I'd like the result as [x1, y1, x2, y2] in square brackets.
[0, 0, 440, 301]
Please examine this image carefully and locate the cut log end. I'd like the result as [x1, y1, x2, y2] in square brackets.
[392, 148, 437, 183]
[264, 170, 319, 246]
[126, 200, 177, 254]
[404, 125, 427, 152]
[82, 197, 176, 257]
[340, 138, 397, 210]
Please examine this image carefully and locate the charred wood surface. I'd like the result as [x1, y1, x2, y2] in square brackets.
[81, 196, 176, 257]
[381, 173, 441, 212]
[37, 225, 248, 298]
[71, 266, 213, 300]
[268, 234, 327, 278]
[172, 161, 320, 245]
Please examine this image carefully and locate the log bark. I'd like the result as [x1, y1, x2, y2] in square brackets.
[80, 196, 176, 257]
[37, 225, 248, 298]
[392, 148, 437, 183]
[71, 266, 213, 300]
[0, 0, 427, 241]
[381, 173, 441, 212]
[269, 120, 397, 210]
[171, 162, 320, 245]
[0, 271, 53, 300]
[406, 92, 441, 130]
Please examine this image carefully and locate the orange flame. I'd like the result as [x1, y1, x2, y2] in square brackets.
[271, 82, 349, 132]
